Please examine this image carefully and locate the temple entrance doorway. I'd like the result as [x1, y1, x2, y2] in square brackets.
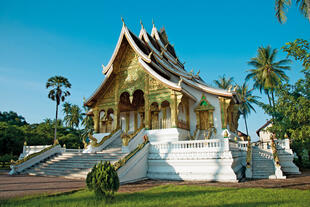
[119, 90, 145, 134]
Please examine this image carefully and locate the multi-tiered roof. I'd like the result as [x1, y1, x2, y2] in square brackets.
[85, 20, 239, 106]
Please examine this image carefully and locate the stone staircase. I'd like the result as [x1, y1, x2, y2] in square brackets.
[252, 147, 276, 179]
[25, 138, 126, 179]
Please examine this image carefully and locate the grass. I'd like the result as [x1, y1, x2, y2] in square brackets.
[1, 185, 310, 207]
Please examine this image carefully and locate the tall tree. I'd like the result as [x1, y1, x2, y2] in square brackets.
[246, 45, 291, 116]
[63, 103, 83, 129]
[46, 76, 71, 143]
[213, 75, 234, 90]
[70, 105, 83, 129]
[275, 0, 310, 23]
[62, 102, 72, 117]
[236, 83, 260, 136]
[81, 99, 94, 140]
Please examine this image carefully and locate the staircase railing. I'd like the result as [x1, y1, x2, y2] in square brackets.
[83, 128, 121, 153]
[9, 144, 62, 175]
[114, 136, 149, 171]
[245, 137, 252, 178]
[121, 127, 145, 153]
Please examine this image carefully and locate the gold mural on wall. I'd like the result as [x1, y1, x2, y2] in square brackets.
[149, 77, 165, 90]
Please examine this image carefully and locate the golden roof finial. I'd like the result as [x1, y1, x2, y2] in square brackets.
[152, 19, 155, 28]
[148, 51, 153, 59]
[121, 17, 125, 25]
[140, 19, 143, 28]
[196, 69, 200, 77]
[101, 64, 105, 69]
[178, 78, 183, 87]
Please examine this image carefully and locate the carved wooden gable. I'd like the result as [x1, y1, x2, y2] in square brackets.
[118, 45, 145, 95]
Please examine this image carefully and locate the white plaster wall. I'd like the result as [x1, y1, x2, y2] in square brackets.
[259, 124, 273, 142]
[182, 83, 223, 138]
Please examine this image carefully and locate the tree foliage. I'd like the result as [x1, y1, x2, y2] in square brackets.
[63, 102, 83, 129]
[0, 111, 83, 161]
[246, 45, 291, 118]
[46, 76, 71, 142]
[260, 39, 310, 166]
[236, 82, 260, 135]
[275, 0, 310, 23]
[0, 111, 27, 126]
[86, 161, 120, 201]
[213, 75, 234, 89]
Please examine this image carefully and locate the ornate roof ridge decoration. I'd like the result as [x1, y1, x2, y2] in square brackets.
[181, 78, 236, 98]
[151, 25, 183, 67]
[102, 18, 151, 75]
[85, 20, 239, 106]
[138, 58, 197, 102]
[195, 94, 215, 111]
[139, 26, 192, 79]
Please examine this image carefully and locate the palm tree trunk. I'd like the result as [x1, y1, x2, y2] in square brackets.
[266, 90, 274, 120]
[243, 114, 249, 136]
[271, 90, 276, 115]
[54, 102, 58, 143]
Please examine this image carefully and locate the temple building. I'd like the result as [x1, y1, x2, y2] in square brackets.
[84, 20, 241, 140]
[10, 20, 300, 183]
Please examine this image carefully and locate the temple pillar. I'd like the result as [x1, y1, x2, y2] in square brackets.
[93, 109, 99, 133]
[218, 97, 231, 129]
[144, 75, 150, 129]
[114, 75, 120, 130]
[170, 92, 179, 128]
[125, 112, 130, 133]
[162, 107, 167, 128]
[185, 100, 190, 129]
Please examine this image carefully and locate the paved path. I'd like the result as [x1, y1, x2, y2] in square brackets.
[1, 170, 310, 200]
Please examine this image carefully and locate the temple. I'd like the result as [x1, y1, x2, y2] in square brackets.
[10, 20, 300, 183]
[84, 20, 241, 138]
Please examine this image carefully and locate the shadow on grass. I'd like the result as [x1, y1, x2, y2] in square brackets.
[0, 185, 303, 207]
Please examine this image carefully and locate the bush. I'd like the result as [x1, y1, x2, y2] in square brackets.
[86, 161, 120, 201]
[0, 154, 18, 162]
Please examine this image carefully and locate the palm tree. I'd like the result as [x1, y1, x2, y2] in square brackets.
[62, 102, 72, 117]
[70, 105, 83, 129]
[46, 76, 71, 143]
[236, 83, 260, 136]
[246, 45, 291, 115]
[81, 99, 94, 140]
[275, 0, 310, 23]
[213, 75, 234, 90]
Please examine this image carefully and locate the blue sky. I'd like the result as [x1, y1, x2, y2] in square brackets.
[0, 0, 309, 140]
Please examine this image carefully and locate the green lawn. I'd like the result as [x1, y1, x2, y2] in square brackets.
[1, 185, 310, 207]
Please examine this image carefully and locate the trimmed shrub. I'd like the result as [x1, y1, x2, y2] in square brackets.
[86, 161, 120, 201]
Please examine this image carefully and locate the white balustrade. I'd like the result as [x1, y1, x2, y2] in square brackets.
[275, 139, 290, 150]
[150, 139, 230, 153]
[237, 141, 248, 151]
[19, 145, 52, 159]
[63, 148, 83, 153]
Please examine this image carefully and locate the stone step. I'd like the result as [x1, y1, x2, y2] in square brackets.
[28, 170, 88, 179]
[24, 138, 124, 179]
[28, 167, 91, 174]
